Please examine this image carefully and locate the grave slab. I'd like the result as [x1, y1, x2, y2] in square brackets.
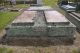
[12, 11, 36, 26]
[45, 11, 70, 25]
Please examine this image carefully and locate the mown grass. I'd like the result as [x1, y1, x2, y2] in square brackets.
[0, 12, 20, 30]
[43, 0, 58, 7]
[0, 47, 13, 53]
[15, 4, 30, 8]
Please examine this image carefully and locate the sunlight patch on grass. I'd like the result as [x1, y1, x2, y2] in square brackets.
[0, 12, 20, 30]
[43, 0, 58, 7]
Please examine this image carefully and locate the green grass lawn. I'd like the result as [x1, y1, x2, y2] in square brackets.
[0, 12, 20, 30]
[43, 0, 58, 7]
[15, 4, 30, 8]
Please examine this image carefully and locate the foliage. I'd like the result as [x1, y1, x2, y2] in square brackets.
[0, 0, 4, 4]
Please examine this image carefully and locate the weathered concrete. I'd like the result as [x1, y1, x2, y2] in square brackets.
[12, 11, 36, 26]
[66, 12, 80, 31]
[27, 6, 53, 11]
[34, 11, 46, 27]
[45, 11, 70, 25]
[5, 10, 76, 38]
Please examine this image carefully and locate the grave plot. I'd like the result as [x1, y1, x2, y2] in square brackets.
[12, 11, 36, 26]
[4, 10, 76, 44]
[0, 6, 5, 12]
[57, 0, 76, 12]
[10, 8, 23, 12]
[60, 1, 80, 32]
[3, 0, 76, 44]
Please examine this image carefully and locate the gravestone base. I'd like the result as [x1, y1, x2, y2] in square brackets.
[30, 4, 43, 6]
[2, 36, 75, 45]
[10, 8, 23, 12]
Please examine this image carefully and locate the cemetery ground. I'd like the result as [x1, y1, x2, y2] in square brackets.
[0, 12, 20, 30]
[0, 1, 80, 53]
[0, 8, 80, 53]
[0, 4, 30, 30]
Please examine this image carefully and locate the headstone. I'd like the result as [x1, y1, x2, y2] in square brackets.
[11, 0, 16, 5]
[0, 6, 4, 12]
[30, 0, 43, 6]
[37, 0, 43, 5]
[58, 0, 76, 12]
[76, 2, 80, 12]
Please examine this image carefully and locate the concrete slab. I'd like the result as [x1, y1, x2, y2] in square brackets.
[27, 6, 53, 11]
[12, 11, 36, 26]
[45, 11, 70, 25]
[13, 11, 36, 23]
[33, 11, 46, 27]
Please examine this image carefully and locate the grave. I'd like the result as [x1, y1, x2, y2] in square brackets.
[10, 8, 22, 12]
[66, 12, 80, 31]
[7, 0, 37, 4]
[0, 6, 5, 12]
[60, 2, 80, 31]
[58, 0, 76, 12]
[4, 0, 76, 44]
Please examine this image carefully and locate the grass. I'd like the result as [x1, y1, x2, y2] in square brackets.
[43, 0, 58, 7]
[72, 49, 80, 53]
[0, 47, 13, 53]
[15, 4, 30, 8]
[0, 12, 20, 30]
[6, 4, 30, 8]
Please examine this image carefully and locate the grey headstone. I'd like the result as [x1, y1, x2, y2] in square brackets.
[37, 0, 43, 5]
